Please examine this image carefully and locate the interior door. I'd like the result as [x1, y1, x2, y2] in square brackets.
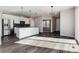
[43, 20, 51, 32]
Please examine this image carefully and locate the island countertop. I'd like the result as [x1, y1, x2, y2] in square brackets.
[15, 27, 38, 28]
[14, 27, 39, 39]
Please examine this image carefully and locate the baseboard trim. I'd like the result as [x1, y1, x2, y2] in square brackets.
[75, 39, 79, 45]
[39, 31, 60, 33]
[1, 35, 10, 38]
[60, 36, 75, 39]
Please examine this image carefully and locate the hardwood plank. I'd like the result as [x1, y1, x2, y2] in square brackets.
[0, 32, 76, 53]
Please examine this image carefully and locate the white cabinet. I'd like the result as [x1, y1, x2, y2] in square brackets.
[10, 19, 13, 29]
[3, 14, 30, 24]
[14, 19, 20, 24]
[4, 30, 10, 35]
[15, 27, 39, 39]
[3, 18, 10, 35]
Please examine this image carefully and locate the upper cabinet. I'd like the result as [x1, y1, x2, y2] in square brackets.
[20, 17, 30, 24]
[14, 19, 20, 24]
[2, 14, 30, 24]
[12, 16, 20, 24]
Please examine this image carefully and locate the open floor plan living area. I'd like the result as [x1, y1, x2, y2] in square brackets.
[0, 6, 79, 53]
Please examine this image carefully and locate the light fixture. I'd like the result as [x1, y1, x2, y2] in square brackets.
[20, 6, 24, 20]
[21, 6, 23, 16]
[51, 6, 53, 13]
[28, 10, 31, 18]
[49, 6, 53, 15]
[51, 6, 53, 8]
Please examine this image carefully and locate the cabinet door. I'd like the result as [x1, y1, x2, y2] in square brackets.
[14, 19, 20, 24]
[4, 30, 10, 35]
[10, 19, 13, 29]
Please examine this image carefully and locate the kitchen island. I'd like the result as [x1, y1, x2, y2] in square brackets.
[14, 27, 39, 39]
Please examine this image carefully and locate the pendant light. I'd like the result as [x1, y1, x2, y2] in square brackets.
[20, 6, 23, 20]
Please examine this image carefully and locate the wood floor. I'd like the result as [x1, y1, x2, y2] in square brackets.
[37, 32, 75, 39]
[0, 32, 75, 53]
[0, 43, 71, 53]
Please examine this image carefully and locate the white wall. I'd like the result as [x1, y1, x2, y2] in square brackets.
[56, 18, 60, 31]
[34, 17, 42, 32]
[60, 8, 75, 37]
[75, 7, 79, 42]
[30, 18, 35, 27]
[52, 17, 56, 32]
[3, 14, 30, 24]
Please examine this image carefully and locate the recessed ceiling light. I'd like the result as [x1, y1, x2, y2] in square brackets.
[51, 6, 53, 8]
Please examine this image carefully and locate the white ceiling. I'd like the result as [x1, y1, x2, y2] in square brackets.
[0, 6, 74, 17]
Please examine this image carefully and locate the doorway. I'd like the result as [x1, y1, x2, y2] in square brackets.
[43, 20, 51, 32]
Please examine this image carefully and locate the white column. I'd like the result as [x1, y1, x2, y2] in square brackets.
[0, 12, 2, 45]
[75, 7, 79, 42]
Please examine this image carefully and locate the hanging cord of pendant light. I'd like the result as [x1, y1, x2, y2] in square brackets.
[20, 6, 24, 19]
